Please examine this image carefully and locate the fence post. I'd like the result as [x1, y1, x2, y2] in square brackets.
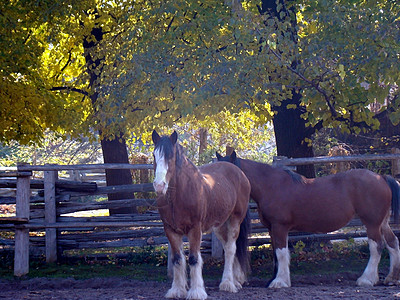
[44, 169, 57, 263]
[392, 148, 400, 179]
[14, 163, 31, 277]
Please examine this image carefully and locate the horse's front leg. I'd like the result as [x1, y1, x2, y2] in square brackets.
[269, 225, 291, 288]
[187, 226, 207, 300]
[164, 228, 187, 299]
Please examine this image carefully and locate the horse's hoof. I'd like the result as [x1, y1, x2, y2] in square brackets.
[234, 280, 243, 290]
[356, 276, 378, 287]
[186, 287, 207, 300]
[233, 267, 247, 285]
[219, 280, 239, 293]
[384, 276, 400, 286]
[165, 287, 187, 299]
[268, 278, 290, 288]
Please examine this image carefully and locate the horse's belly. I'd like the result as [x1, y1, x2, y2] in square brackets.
[292, 214, 352, 233]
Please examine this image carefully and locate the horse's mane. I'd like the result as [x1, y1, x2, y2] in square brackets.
[283, 168, 306, 184]
[175, 143, 186, 169]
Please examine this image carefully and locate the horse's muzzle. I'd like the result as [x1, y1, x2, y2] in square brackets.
[153, 181, 168, 195]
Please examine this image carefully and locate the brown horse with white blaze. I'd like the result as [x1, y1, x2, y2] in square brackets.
[217, 151, 400, 288]
[152, 131, 251, 300]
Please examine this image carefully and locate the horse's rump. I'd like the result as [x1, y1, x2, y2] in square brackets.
[198, 161, 250, 230]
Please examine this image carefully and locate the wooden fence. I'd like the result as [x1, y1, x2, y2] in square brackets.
[1, 152, 400, 277]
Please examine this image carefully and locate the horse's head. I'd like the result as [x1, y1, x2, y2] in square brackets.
[152, 130, 178, 195]
[216, 150, 240, 168]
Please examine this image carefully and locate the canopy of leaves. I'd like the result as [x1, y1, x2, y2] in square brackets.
[0, 0, 93, 144]
[1, 0, 399, 146]
[296, 0, 400, 133]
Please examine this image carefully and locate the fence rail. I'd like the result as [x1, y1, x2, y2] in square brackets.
[273, 153, 400, 166]
[0, 152, 399, 277]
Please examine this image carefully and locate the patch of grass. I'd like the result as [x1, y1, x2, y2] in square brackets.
[28, 263, 168, 281]
[0, 253, 168, 281]
[65, 245, 168, 266]
[249, 239, 390, 279]
[0, 239, 391, 282]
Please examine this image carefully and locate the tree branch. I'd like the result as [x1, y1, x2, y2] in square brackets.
[266, 44, 338, 117]
[60, 51, 72, 74]
[50, 86, 89, 96]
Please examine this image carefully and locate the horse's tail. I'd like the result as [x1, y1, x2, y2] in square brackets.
[236, 207, 251, 275]
[384, 175, 400, 223]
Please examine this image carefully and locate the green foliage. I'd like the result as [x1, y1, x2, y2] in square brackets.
[171, 110, 276, 164]
[293, 240, 306, 253]
[295, 0, 400, 132]
[1, 0, 399, 148]
[0, 1, 92, 144]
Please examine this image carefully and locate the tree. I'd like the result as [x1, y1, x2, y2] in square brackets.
[80, 8, 136, 213]
[1, 0, 399, 182]
[1, 1, 257, 213]
[258, 0, 316, 177]
[0, 1, 89, 144]
[232, 0, 399, 176]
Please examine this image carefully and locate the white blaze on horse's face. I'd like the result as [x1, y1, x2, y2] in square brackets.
[153, 148, 169, 195]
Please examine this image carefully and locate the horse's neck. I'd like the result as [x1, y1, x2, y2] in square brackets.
[241, 158, 276, 177]
[171, 156, 202, 196]
[240, 159, 277, 200]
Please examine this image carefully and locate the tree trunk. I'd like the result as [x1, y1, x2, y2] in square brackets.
[82, 12, 135, 214]
[101, 136, 137, 214]
[272, 93, 315, 178]
[260, 0, 316, 178]
[198, 128, 208, 165]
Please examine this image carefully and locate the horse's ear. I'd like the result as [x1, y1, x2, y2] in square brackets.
[216, 152, 222, 160]
[152, 130, 160, 144]
[231, 150, 237, 162]
[170, 131, 178, 145]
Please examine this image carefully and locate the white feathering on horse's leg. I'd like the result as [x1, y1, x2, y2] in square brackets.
[384, 241, 400, 285]
[383, 224, 400, 285]
[165, 251, 187, 299]
[233, 256, 246, 288]
[219, 239, 239, 293]
[357, 239, 381, 286]
[187, 253, 207, 300]
[269, 247, 291, 288]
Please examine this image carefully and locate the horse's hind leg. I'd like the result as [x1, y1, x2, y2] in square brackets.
[187, 226, 207, 300]
[214, 222, 241, 293]
[382, 220, 400, 285]
[165, 229, 187, 299]
[357, 226, 385, 286]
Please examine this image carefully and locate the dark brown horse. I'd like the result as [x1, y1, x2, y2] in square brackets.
[217, 151, 400, 288]
[152, 131, 251, 299]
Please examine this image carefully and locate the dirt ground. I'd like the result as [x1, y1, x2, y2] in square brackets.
[1, 272, 400, 300]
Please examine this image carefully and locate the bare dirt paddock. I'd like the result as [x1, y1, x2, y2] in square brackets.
[1, 272, 400, 300]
